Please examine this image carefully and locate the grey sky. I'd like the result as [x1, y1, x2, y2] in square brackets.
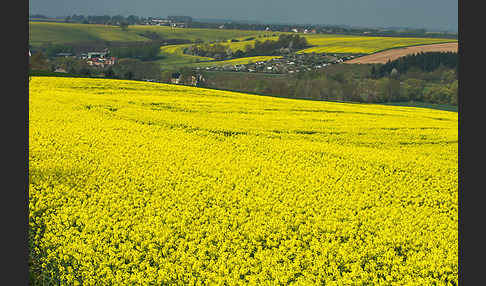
[29, 0, 458, 32]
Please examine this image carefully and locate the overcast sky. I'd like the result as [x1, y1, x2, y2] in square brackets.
[29, 0, 458, 32]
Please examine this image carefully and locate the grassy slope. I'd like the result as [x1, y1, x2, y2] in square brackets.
[29, 22, 267, 48]
[129, 25, 268, 42]
[29, 22, 150, 47]
[155, 44, 214, 68]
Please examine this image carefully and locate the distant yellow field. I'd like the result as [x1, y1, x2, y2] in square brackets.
[298, 35, 456, 54]
[200, 34, 455, 55]
[29, 22, 268, 47]
[219, 36, 281, 52]
[158, 44, 214, 66]
[29, 77, 457, 285]
[346, 42, 459, 64]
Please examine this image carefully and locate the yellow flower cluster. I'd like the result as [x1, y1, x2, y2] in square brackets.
[29, 77, 458, 285]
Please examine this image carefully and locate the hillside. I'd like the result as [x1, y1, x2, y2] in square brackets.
[299, 35, 455, 54]
[28, 22, 267, 48]
[164, 34, 455, 68]
[29, 22, 456, 70]
[29, 77, 457, 285]
[28, 22, 151, 47]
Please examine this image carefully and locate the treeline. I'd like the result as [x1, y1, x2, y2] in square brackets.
[30, 52, 94, 76]
[44, 44, 75, 58]
[30, 51, 162, 81]
[65, 14, 145, 25]
[29, 14, 49, 19]
[47, 13, 457, 39]
[37, 39, 190, 58]
[106, 59, 161, 80]
[195, 58, 458, 106]
[371, 51, 458, 78]
[188, 21, 456, 39]
[246, 34, 309, 56]
[185, 34, 308, 59]
[109, 42, 162, 61]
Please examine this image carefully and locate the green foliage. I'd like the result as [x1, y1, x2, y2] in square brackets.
[111, 58, 161, 80]
[243, 34, 308, 57]
[371, 52, 458, 78]
[187, 34, 309, 59]
[199, 62, 458, 107]
[136, 31, 164, 41]
[120, 22, 129, 31]
[423, 84, 456, 105]
[50, 57, 93, 75]
[110, 43, 161, 61]
[401, 79, 426, 102]
[29, 51, 49, 71]
[44, 44, 74, 58]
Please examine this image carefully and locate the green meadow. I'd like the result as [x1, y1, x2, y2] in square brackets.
[29, 22, 267, 47]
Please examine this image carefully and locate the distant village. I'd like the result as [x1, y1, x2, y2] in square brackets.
[49, 49, 117, 73]
[166, 53, 358, 88]
[145, 16, 193, 28]
[195, 53, 358, 74]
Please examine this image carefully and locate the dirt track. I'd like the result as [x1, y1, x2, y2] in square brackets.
[345, 42, 458, 64]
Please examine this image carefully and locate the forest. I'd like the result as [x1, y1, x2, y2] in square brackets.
[184, 34, 309, 59]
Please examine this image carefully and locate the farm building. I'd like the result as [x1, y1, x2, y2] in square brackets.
[86, 57, 116, 68]
[54, 67, 67, 73]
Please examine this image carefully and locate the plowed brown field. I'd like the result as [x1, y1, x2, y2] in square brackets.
[345, 42, 458, 64]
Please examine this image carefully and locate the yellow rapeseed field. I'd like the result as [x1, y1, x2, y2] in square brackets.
[29, 77, 458, 285]
[298, 36, 455, 54]
[210, 35, 454, 55]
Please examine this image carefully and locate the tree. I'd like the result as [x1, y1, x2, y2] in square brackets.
[401, 78, 426, 102]
[45, 44, 74, 58]
[385, 78, 401, 102]
[30, 51, 49, 71]
[449, 80, 458, 105]
[53, 57, 93, 75]
[126, 15, 139, 25]
[423, 84, 452, 104]
[104, 66, 116, 78]
[112, 58, 161, 81]
[370, 65, 377, 79]
[112, 15, 125, 25]
[120, 22, 129, 31]
[233, 50, 245, 58]
[110, 43, 161, 61]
